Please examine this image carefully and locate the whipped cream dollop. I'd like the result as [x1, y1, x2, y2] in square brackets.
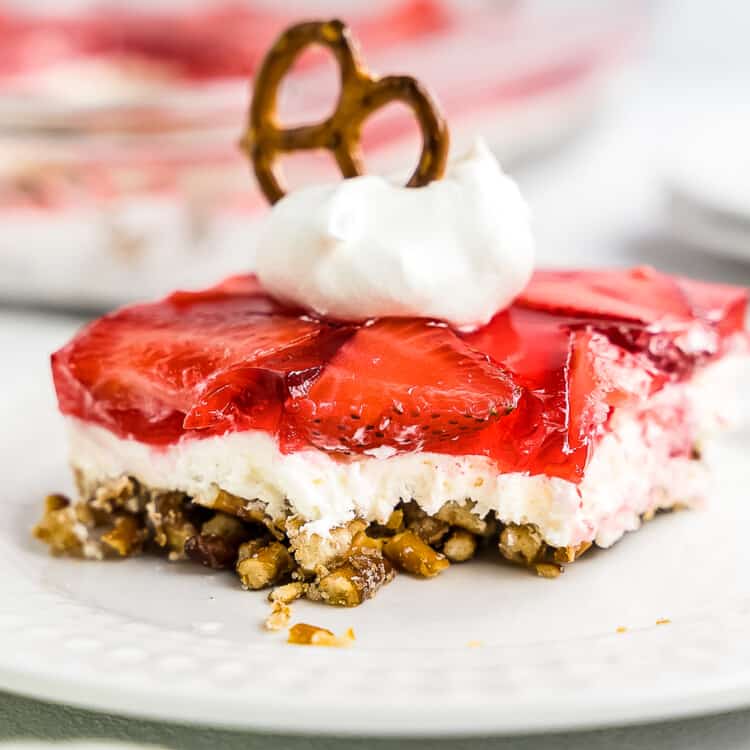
[255, 138, 534, 331]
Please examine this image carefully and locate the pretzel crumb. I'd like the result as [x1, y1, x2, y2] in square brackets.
[288, 623, 356, 648]
[655, 618, 671, 625]
[269, 581, 305, 605]
[265, 601, 292, 631]
[534, 562, 562, 579]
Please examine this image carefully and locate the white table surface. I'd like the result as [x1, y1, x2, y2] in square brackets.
[2, 0, 750, 745]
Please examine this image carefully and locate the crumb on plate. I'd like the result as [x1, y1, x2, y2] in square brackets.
[264, 600, 291, 631]
[287, 623, 356, 647]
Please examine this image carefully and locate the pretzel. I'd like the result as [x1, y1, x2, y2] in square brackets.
[241, 19, 449, 205]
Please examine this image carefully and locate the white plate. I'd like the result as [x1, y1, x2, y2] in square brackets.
[2, 313, 750, 737]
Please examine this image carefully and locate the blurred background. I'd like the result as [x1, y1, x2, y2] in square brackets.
[0, 0, 747, 311]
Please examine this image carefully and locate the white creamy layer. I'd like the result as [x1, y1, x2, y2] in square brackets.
[67, 355, 747, 549]
[255, 139, 534, 331]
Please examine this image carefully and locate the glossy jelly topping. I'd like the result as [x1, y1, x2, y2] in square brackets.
[52, 267, 747, 483]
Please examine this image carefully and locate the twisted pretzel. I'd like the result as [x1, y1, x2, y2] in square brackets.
[241, 19, 450, 205]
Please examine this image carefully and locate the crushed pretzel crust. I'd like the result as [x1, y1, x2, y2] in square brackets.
[34, 477, 603, 607]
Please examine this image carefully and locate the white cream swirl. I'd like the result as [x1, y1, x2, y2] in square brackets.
[255, 138, 534, 331]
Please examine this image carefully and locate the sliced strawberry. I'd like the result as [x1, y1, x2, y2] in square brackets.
[566, 329, 663, 450]
[182, 327, 353, 432]
[283, 318, 521, 454]
[518, 267, 749, 378]
[53, 276, 350, 442]
[518, 267, 693, 323]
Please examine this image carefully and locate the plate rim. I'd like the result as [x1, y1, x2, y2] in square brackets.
[1, 657, 750, 737]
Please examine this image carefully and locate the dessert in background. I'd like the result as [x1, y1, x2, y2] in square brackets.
[0, 1, 639, 308]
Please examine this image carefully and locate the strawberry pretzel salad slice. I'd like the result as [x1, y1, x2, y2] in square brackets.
[35, 20, 749, 609]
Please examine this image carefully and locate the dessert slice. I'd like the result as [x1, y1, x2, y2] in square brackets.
[35, 266, 748, 604]
[32, 19, 749, 607]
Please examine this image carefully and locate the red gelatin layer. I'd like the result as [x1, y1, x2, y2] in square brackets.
[52, 267, 747, 483]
